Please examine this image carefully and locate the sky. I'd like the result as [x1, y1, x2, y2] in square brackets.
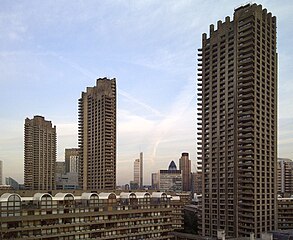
[0, 0, 292, 185]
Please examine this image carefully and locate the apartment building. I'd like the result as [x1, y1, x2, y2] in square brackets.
[0, 191, 183, 239]
[24, 116, 56, 190]
[78, 78, 116, 190]
[197, 3, 277, 237]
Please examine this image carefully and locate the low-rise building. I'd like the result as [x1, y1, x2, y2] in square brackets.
[0, 190, 183, 239]
[55, 172, 79, 190]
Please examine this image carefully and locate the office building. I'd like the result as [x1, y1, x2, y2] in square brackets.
[0, 190, 183, 239]
[197, 3, 277, 237]
[24, 116, 56, 190]
[133, 159, 140, 184]
[139, 152, 143, 188]
[152, 173, 159, 190]
[168, 160, 177, 171]
[5, 177, 19, 190]
[78, 78, 116, 190]
[55, 161, 66, 175]
[0, 160, 2, 185]
[129, 180, 139, 190]
[159, 161, 182, 192]
[179, 153, 191, 191]
[65, 148, 79, 173]
[133, 152, 143, 189]
[56, 172, 79, 190]
[277, 158, 293, 196]
[55, 161, 79, 190]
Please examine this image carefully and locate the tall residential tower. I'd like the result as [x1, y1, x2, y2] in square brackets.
[24, 116, 56, 190]
[197, 4, 277, 238]
[78, 78, 116, 190]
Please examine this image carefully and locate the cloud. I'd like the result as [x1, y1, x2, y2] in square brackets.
[118, 109, 155, 133]
[118, 90, 163, 118]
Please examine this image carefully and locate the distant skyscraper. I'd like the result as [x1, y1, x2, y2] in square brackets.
[134, 159, 140, 184]
[168, 160, 177, 171]
[139, 152, 143, 188]
[24, 116, 56, 190]
[0, 160, 2, 185]
[65, 148, 79, 173]
[151, 173, 159, 190]
[5, 177, 19, 190]
[158, 161, 182, 192]
[197, 3, 277, 237]
[133, 152, 143, 189]
[179, 153, 191, 191]
[78, 78, 116, 190]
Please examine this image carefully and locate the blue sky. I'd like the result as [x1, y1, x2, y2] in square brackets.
[0, 0, 292, 185]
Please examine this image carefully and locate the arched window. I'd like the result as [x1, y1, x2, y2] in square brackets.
[0, 194, 21, 217]
[40, 194, 52, 209]
[108, 193, 116, 204]
[89, 194, 99, 207]
[64, 194, 74, 207]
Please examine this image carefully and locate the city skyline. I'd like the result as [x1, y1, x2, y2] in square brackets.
[0, 0, 292, 185]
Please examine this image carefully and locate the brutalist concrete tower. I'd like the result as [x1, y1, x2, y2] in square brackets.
[24, 116, 56, 190]
[197, 3, 277, 238]
[78, 78, 116, 190]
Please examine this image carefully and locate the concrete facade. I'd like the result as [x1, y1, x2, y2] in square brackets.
[78, 78, 116, 190]
[55, 162, 65, 176]
[24, 116, 56, 190]
[0, 191, 183, 239]
[278, 197, 293, 230]
[277, 158, 293, 196]
[197, 3, 278, 237]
